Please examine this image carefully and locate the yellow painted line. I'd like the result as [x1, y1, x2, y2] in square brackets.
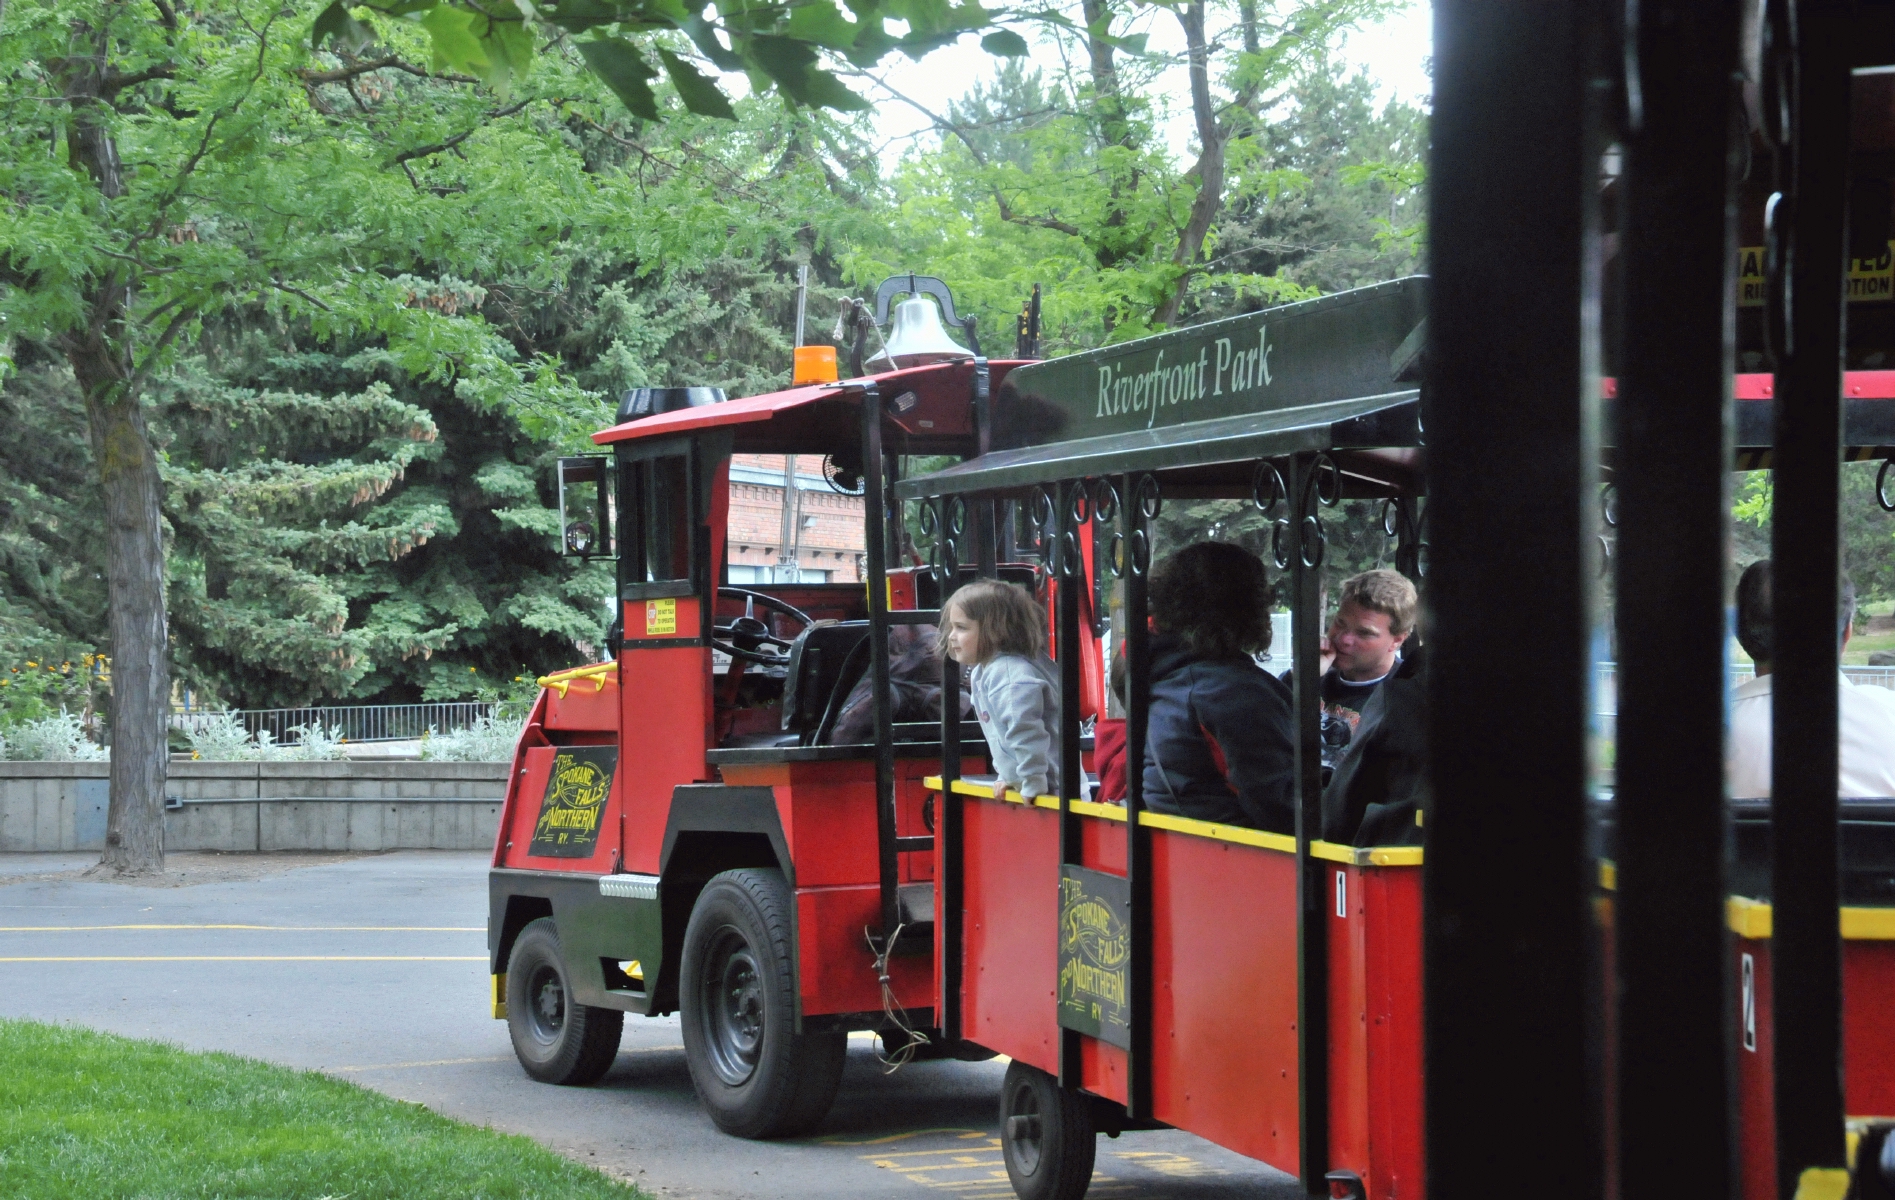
[0, 925, 482, 933]
[821, 1128, 992, 1147]
[332, 1044, 681, 1073]
[331, 1056, 512, 1072]
[0, 955, 488, 963]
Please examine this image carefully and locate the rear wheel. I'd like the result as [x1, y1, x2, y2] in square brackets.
[505, 917, 623, 1085]
[1000, 1061, 1096, 1200]
[680, 868, 846, 1138]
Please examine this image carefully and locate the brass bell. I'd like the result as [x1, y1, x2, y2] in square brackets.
[868, 295, 973, 371]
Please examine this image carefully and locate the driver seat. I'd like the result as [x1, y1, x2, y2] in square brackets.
[780, 621, 872, 746]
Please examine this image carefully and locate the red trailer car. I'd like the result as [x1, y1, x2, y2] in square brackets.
[485, 271, 1895, 1199]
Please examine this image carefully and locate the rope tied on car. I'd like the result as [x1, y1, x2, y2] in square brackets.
[864, 922, 930, 1073]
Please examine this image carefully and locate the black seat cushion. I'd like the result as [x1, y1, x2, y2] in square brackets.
[780, 621, 873, 738]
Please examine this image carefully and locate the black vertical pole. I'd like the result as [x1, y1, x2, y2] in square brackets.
[1425, 2, 1604, 1198]
[862, 383, 901, 936]
[1770, 8, 1850, 1195]
[1613, 1, 1741, 1196]
[1123, 474, 1153, 1121]
[938, 493, 966, 1041]
[1288, 453, 1329, 1194]
[1055, 482, 1084, 1089]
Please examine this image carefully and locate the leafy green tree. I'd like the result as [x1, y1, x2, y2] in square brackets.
[1201, 52, 1426, 308]
[311, 0, 1019, 117]
[1, 0, 632, 874]
[854, 0, 1398, 345]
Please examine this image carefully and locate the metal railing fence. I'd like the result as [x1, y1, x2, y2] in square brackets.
[168, 701, 514, 744]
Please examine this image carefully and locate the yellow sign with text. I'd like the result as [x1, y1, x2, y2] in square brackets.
[1739, 242, 1895, 307]
[645, 598, 677, 635]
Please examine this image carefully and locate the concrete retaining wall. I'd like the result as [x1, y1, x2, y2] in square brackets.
[0, 761, 508, 853]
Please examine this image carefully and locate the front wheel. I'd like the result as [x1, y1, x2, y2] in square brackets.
[1000, 1061, 1096, 1200]
[505, 917, 623, 1085]
[679, 868, 846, 1138]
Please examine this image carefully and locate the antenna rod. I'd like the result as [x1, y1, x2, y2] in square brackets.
[781, 263, 811, 583]
[793, 263, 809, 348]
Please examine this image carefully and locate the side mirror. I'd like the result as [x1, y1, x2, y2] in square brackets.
[557, 456, 613, 560]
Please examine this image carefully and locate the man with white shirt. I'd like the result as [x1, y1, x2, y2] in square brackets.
[1727, 561, 1895, 799]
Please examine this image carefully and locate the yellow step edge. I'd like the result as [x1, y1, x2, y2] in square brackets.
[491, 973, 508, 1020]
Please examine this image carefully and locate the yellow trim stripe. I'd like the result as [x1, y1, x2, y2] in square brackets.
[1130, 810, 1299, 852]
[925, 776, 1417, 861]
[1793, 1168, 1851, 1200]
[1726, 898, 1895, 941]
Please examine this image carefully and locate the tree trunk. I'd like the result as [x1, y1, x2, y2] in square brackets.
[62, 33, 170, 876]
[1153, 0, 1228, 328]
[79, 371, 171, 876]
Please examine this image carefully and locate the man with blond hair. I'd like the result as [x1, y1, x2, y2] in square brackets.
[1287, 568, 1419, 766]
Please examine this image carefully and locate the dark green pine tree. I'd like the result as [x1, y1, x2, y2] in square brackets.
[1199, 55, 1427, 312]
[157, 319, 616, 708]
[0, 348, 109, 666]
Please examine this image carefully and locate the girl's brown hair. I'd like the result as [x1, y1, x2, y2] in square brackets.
[938, 579, 1046, 661]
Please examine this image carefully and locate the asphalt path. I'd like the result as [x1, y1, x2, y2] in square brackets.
[0, 851, 1303, 1200]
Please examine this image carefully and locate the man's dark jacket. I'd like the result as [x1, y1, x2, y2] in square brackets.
[1142, 634, 1297, 833]
[1322, 648, 1427, 846]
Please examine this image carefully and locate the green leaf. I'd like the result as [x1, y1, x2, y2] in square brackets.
[312, 2, 373, 52]
[979, 28, 1029, 56]
[657, 49, 736, 119]
[785, 3, 862, 50]
[576, 37, 660, 120]
[793, 66, 872, 111]
[483, 19, 538, 95]
[420, 5, 491, 73]
[746, 36, 867, 110]
[680, 16, 744, 70]
[538, 0, 628, 32]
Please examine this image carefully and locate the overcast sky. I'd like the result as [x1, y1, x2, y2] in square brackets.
[861, 1, 1431, 163]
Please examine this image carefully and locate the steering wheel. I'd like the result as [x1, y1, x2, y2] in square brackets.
[713, 587, 817, 665]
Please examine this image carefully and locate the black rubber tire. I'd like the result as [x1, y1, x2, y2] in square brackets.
[505, 917, 623, 1086]
[1000, 1061, 1096, 1200]
[679, 868, 846, 1138]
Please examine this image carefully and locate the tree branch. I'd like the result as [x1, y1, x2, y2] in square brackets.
[387, 99, 531, 168]
[124, 304, 196, 400]
[102, 62, 177, 97]
[297, 55, 478, 87]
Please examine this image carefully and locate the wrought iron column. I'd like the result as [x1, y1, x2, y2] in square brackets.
[935, 494, 967, 1040]
[1768, 4, 1851, 1193]
[1425, 1, 1605, 1196]
[1612, 2, 1742, 1197]
[1287, 453, 1330, 1193]
[862, 383, 902, 936]
[1119, 475, 1154, 1120]
[1053, 481, 1085, 1088]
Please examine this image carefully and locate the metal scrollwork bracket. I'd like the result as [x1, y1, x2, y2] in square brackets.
[1129, 475, 1162, 578]
[1094, 479, 1124, 579]
[1063, 482, 1090, 582]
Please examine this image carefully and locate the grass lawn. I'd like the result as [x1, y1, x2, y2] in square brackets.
[0, 1019, 644, 1200]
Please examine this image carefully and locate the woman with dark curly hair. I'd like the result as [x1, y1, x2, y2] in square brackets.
[1143, 542, 1296, 833]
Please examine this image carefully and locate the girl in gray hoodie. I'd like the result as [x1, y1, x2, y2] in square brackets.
[941, 580, 1061, 800]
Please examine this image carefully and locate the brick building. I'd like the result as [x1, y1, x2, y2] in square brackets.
[725, 454, 866, 584]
